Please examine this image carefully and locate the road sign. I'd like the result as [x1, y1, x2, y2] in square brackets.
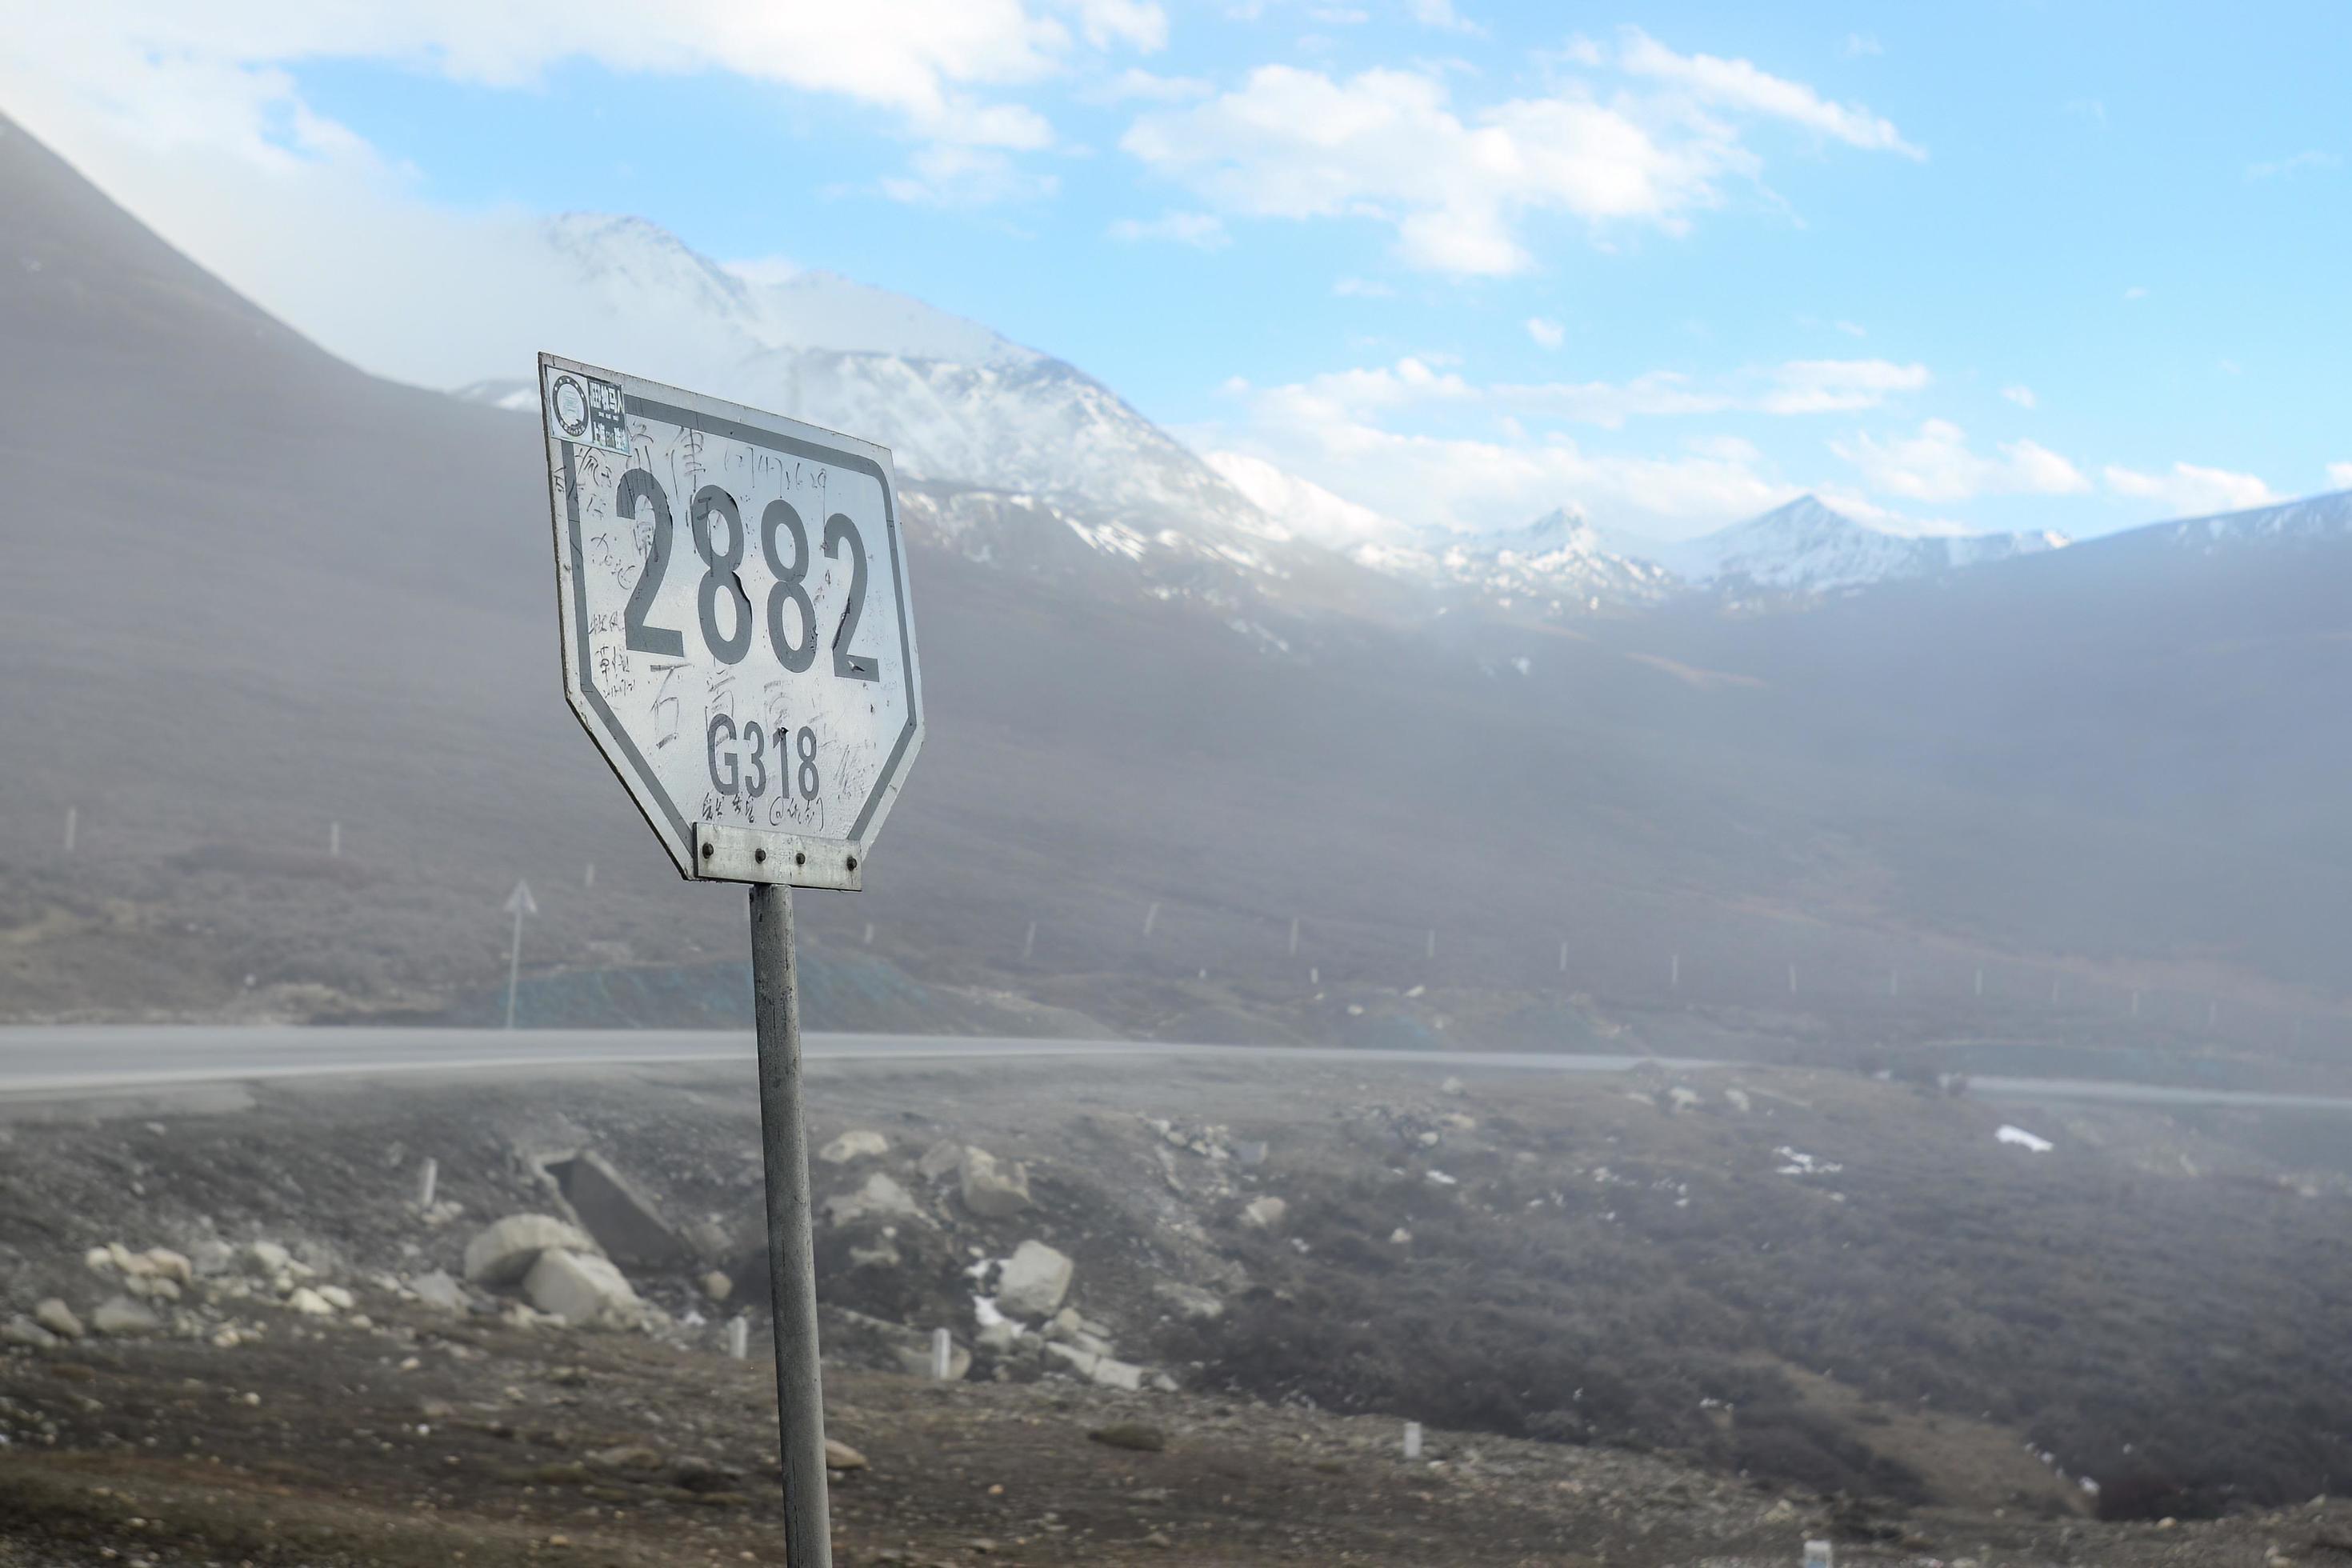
[538, 354, 928, 1568]
[537, 354, 924, 890]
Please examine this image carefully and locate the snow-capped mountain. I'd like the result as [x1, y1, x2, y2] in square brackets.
[457, 214, 1360, 623]
[1652, 495, 2068, 595]
[1387, 507, 1679, 611]
[2118, 488, 2352, 554]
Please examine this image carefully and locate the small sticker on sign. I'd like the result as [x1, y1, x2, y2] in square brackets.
[546, 368, 630, 455]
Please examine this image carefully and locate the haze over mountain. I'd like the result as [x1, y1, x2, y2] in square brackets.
[4, 109, 2349, 1042]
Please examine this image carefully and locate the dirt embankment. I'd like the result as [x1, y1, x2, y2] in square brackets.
[2, 1054, 2350, 1563]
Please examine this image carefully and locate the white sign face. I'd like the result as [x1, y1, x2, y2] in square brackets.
[538, 354, 923, 887]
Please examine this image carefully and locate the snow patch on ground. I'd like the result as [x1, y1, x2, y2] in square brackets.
[1997, 1124, 2055, 1153]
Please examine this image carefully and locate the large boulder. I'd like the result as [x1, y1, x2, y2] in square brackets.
[34, 1299, 84, 1341]
[1239, 1196, 1287, 1231]
[463, 1214, 599, 1286]
[90, 1295, 161, 1336]
[822, 1173, 924, 1227]
[818, 1130, 890, 1164]
[995, 1240, 1074, 1318]
[523, 1248, 641, 1328]
[959, 1148, 1032, 1219]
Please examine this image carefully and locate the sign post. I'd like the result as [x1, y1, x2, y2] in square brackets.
[536, 354, 925, 1566]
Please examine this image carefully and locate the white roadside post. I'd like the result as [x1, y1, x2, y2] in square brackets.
[537, 354, 925, 1568]
[503, 880, 537, 1030]
[1402, 1421, 1423, 1459]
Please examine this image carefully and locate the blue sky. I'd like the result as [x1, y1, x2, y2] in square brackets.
[7, 1, 2347, 539]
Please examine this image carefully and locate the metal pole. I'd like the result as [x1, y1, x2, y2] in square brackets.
[504, 906, 526, 1030]
[749, 884, 833, 1568]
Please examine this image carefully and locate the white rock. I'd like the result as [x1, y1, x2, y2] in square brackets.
[246, 1241, 293, 1276]
[82, 1246, 113, 1274]
[818, 1130, 891, 1164]
[918, 1139, 966, 1182]
[1042, 1341, 1098, 1378]
[1089, 1355, 1145, 1391]
[959, 1148, 1033, 1219]
[976, 1318, 1022, 1354]
[317, 1285, 357, 1311]
[408, 1270, 466, 1313]
[143, 1248, 194, 1286]
[286, 1287, 336, 1317]
[91, 1295, 161, 1336]
[1668, 1086, 1702, 1112]
[462, 1215, 599, 1286]
[1723, 1088, 1753, 1114]
[1240, 1196, 1288, 1231]
[995, 1240, 1074, 1318]
[700, 1269, 734, 1302]
[523, 1248, 641, 1328]
[1442, 1076, 1465, 1095]
[1390, 1227, 1414, 1245]
[108, 1243, 154, 1277]
[823, 1172, 924, 1227]
[34, 1300, 83, 1340]
[2, 1315, 58, 1349]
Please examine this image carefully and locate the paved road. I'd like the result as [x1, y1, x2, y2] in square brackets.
[2, 1026, 2350, 1116]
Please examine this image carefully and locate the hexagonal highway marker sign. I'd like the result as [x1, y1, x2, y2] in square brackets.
[537, 353, 923, 889]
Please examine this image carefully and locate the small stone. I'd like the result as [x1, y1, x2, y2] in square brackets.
[1441, 1076, 1465, 1095]
[245, 1241, 293, 1276]
[700, 1270, 734, 1303]
[822, 1172, 924, 1227]
[142, 1248, 193, 1286]
[2, 1315, 58, 1349]
[1089, 1422, 1166, 1453]
[286, 1287, 335, 1317]
[82, 1246, 113, 1274]
[1390, 1228, 1413, 1245]
[1239, 1196, 1287, 1231]
[408, 1270, 466, 1313]
[35, 1300, 85, 1340]
[316, 1285, 356, 1311]
[91, 1296, 162, 1337]
[818, 1130, 890, 1164]
[824, 1438, 868, 1471]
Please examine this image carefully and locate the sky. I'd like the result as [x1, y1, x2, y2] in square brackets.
[5, 1, 2347, 542]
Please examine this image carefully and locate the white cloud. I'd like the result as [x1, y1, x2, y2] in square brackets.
[1410, 0, 1486, 36]
[1833, 319, 1866, 338]
[2246, 149, 2339, 182]
[1833, 419, 2089, 502]
[1525, 317, 1566, 349]
[2328, 462, 2352, 490]
[1087, 67, 1214, 103]
[2103, 462, 2276, 516]
[1108, 210, 1230, 247]
[1121, 35, 1918, 276]
[1842, 33, 1882, 58]
[882, 144, 1061, 206]
[1333, 275, 1396, 298]
[2, 0, 1162, 210]
[2122, 286, 2150, 301]
[1617, 29, 1923, 158]
[1210, 392, 1790, 534]
[2002, 384, 2037, 410]
[1270, 354, 1926, 430]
